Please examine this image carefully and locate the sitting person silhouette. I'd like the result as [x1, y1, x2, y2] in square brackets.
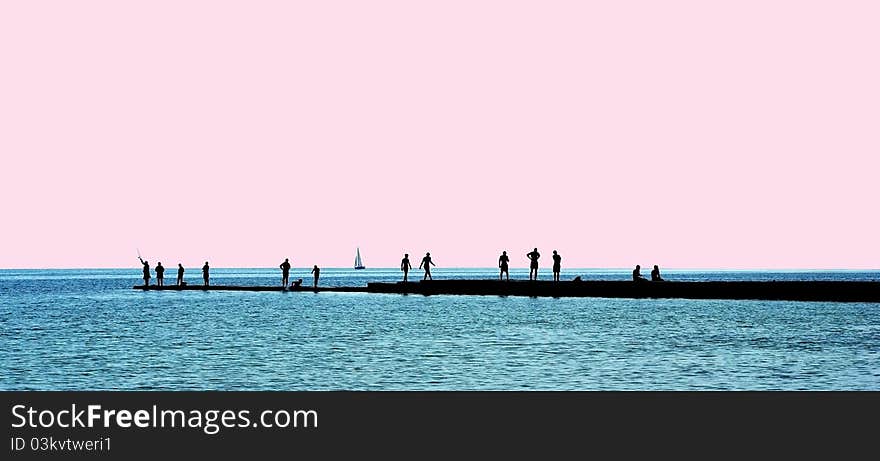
[651, 265, 664, 282]
[632, 265, 647, 282]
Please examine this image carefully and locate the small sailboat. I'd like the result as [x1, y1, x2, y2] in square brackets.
[354, 247, 366, 270]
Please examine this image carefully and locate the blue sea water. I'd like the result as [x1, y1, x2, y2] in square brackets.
[1, 268, 878, 390]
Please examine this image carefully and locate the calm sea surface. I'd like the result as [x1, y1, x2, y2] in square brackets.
[1, 268, 878, 390]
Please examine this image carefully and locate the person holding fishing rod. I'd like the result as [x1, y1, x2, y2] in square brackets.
[138, 252, 151, 286]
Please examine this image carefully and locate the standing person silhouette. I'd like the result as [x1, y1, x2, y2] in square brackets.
[526, 248, 541, 281]
[498, 251, 510, 281]
[177, 263, 185, 286]
[419, 252, 435, 280]
[139, 257, 150, 286]
[633, 265, 646, 282]
[400, 253, 412, 282]
[311, 265, 320, 288]
[155, 262, 165, 286]
[280, 258, 291, 288]
[552, 250, 562, 282]
[202, 261, 210, 286]
[651, 265, 664, 282]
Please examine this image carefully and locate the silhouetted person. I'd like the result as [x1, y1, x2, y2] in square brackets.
[527, 248, 541, 281]
[155, 262, 165, 286]
[177, 263, 185, 286]
[311, 265, 320, 288]
[419, 252, 435, 280]
[633, 265, 646, 282]
[498, 251, 510, 281]
[139, 257, 150, 286]
[400, 253, 412, 282]
[651, 265, 664, 282]
[552, 250, 561, 282]
[202, 261, 210, 286]
[280, 258, 291, 288]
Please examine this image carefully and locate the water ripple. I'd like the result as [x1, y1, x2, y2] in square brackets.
[1, 269, 879, 390]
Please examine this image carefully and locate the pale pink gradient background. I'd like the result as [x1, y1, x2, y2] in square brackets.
[1, 1, 878, 269]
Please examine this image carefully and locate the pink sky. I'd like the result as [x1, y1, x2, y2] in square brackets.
[1, 1, 878, 269]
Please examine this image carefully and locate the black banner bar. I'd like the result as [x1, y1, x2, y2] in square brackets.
[3, 391, 877, 458]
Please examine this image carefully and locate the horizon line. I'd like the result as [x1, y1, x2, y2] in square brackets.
[2, 266, 879, 272]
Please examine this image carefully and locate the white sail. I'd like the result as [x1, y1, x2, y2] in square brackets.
[354, 247, 365, 269]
